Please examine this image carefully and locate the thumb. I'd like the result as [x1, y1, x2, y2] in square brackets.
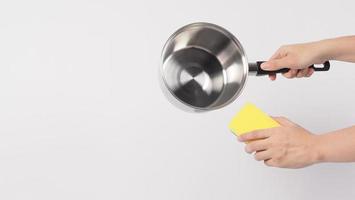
[261, 57, 294, 70]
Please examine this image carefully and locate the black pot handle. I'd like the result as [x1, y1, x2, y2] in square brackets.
[255, 61, 330, 76]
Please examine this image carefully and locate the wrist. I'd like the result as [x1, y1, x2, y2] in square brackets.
[310, 40, 333, 63]
[313, 37, 345, 62]
[309, 134, 327, 164]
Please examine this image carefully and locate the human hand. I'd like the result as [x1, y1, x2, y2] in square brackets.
[261, 42, 327, 81]
[237, 117, 320, 169]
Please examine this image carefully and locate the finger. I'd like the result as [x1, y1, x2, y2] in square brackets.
[282, 69, 298, 79]
[238, 130, 272, 142]
[264, 159, 277, 167]
[261, 57, 294, 71]
[269, 74, 276, 81]
[271, 116, 295, 126]
[261, 50, 282, 71]
[305, 68, 314, 77]
[245, 140, 270, 154]
[254, 150, 273, 161]
[296, 68, 309, 78]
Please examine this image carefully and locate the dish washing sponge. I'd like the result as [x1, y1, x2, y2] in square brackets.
[229, 103, 280, 136]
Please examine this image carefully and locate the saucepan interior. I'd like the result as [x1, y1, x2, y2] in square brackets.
[161, 23, 249, 112]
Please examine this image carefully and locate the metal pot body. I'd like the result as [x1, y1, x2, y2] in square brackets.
[160, 22, 249, 112]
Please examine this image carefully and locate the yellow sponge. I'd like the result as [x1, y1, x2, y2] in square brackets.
[229, 103, 280, 136]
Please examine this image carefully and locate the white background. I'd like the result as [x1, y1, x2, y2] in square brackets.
[0, 0, 355, 199]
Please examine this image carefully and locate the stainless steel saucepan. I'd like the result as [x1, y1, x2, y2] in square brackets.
[159, 22, 330, 112]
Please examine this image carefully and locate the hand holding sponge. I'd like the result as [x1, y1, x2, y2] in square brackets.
[229, 103, 280, 136]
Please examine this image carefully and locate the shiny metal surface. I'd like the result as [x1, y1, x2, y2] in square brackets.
[248, 62, 258, 76]
[160, 22, 249, 112]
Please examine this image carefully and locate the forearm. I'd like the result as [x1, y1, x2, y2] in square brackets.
[314, 126, 355, 163]
[316, 36, 355, 63]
